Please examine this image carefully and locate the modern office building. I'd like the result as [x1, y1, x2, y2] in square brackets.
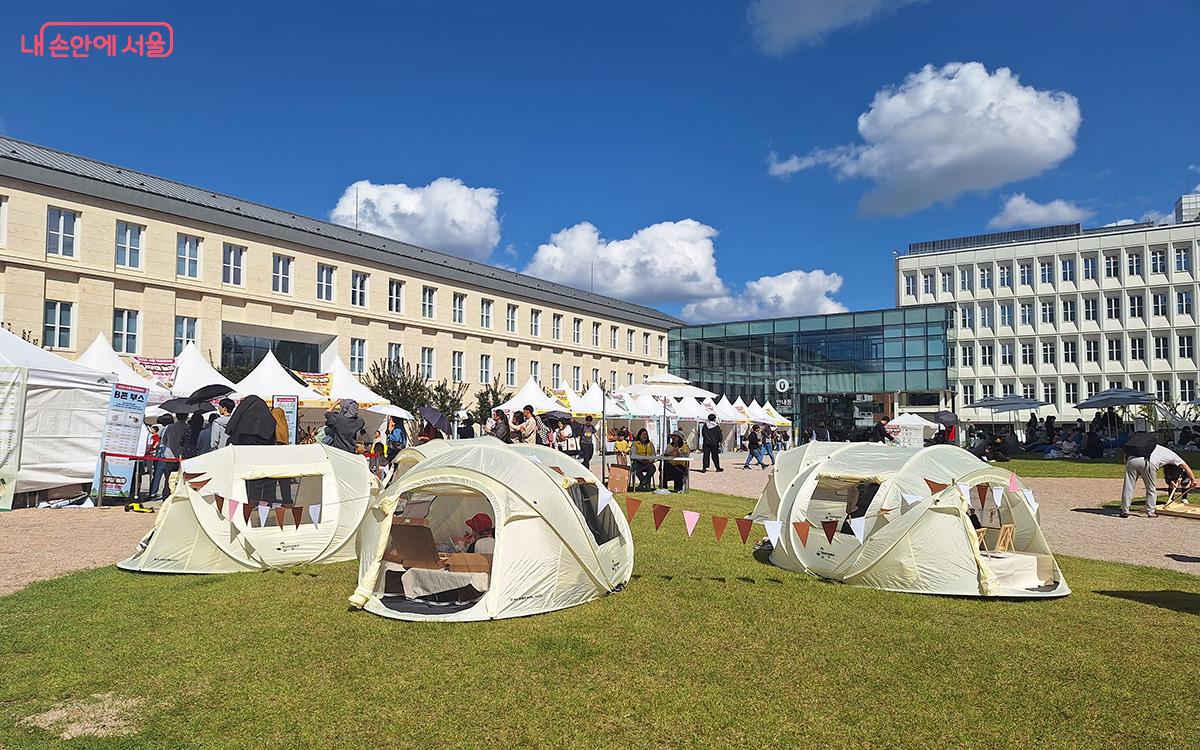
[1177, 193, 1200, 224]
[0, 137, 676, 390]
[669, 306, 950, 438]
[896, 212, 1200, 421]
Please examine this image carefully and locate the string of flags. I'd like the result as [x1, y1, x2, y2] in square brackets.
[210, 495, 322, 530]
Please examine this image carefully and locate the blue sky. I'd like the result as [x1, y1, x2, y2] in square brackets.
[4, 1, 1199, 321]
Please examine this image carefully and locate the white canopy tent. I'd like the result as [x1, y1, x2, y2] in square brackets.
[576, 382, 624, 418]
[328, 356, 388, 407]
[673, 397, 707, 420]
[234, 350, 325, 405]
[892, 412, 940, 431]
[762, 401, 791, 427]
[747, 399, 776, 425]
[170, 343, 236, 397]
[77, 334, 170, 404]
[0, 327, 116, 502]
[622, 371, 717, 400]
[495, 377, 563, 414]
[715, 396, 745, 423]
[555, 384, 590, 416]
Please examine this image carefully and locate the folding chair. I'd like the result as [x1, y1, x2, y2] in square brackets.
[976, 527, 989, 553]
[993, 524, 1015, 553]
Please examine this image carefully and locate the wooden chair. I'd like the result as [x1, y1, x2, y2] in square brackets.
[976, 527, 989, 553]
[993, 524, 1015, 553]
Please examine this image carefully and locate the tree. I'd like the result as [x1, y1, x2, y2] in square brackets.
[471, 376, 510, 424]
[362, 360, 429, 415]
[428, 378, 470, 422]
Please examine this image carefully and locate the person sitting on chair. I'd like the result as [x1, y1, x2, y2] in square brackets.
[631, 428, 656, 491]
[663, 431, 690, 493]
[463, 513, 496, 554]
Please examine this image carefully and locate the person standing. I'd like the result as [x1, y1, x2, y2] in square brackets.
[579, 416, 596, 468]
[1121, 440, 1195, 518]
[196, 414, 217, 456]
[209, 398, 236, 451]
[699, 414, 723, 473]
[488, 409, 511, 443]
[870, 416, 895, 444]
[760, 425, 776, 466]
[148, 414, 186, 499]
[324, 398, 365, 453]
[386, 416, 408, 454]
[742, 424, 767, 470]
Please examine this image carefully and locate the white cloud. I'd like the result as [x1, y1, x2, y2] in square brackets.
[1102, 219, 1137, 227]
[768, 62, 1082, 216]
[987, 194, 1094, 229]
[747, 0, 920, 55]
[1141, 209, 1174, 225]
[682, 269, 847, 323]
[329, 178, 500, 261]
[523, 220, 728, 304]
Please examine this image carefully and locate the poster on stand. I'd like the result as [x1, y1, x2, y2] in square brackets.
[90, 383, 149, 500]
[0, 367, 28, 511]
[273, 395, 298, 444]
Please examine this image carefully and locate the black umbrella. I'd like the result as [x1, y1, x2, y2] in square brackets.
[188, 384, 234, 403]
[160, 397, 216, 414]
[418, 406, 451, 434]
[542, 410, 571, 422]
[933, 410, 958, 427]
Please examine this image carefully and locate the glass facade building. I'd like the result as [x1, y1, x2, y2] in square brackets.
[669, 306, 951, 439]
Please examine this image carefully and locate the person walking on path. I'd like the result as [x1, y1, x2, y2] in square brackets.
[579, 416, 596, 468]
[742, 424, 767, 470]
[1121, 442, 1195, 518]
[760, 425, 776, 466]
[324, 398, 365, 453]
[699, 414, 723, 472]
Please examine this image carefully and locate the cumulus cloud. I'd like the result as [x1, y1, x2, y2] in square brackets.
[768, 62, 1082, 216]
[329, 178, 501, 261]
[1102, 219, 1138, 228]
[682, 269, 847, 323]
[747, 0, 920, 55]
[987, 194, 1093, 229]
[523, 220, 728, 304]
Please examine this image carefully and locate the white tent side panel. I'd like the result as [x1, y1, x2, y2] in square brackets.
[20, 367, 114, 493]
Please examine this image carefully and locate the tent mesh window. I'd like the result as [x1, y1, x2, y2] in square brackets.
[569, 484, 619, 546]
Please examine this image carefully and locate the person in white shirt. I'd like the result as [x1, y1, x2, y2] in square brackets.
[1122, 445, 1195, 518]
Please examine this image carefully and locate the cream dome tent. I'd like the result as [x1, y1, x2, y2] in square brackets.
[77, 334, 171, 404]
[170, 342, 236, 397]
[328, 356, 387, 407]
[752, 442, 1069, 599]
[495, 377, 562, 414]
[234, 350, 325, 405]
[350, 438, 633, 622]
[118, 444, 375, 574]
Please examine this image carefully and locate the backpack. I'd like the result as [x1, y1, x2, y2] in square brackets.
[1124, 432, 1157, 459]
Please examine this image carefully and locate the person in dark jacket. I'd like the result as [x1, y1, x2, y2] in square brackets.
[179, 412, 206, 459]
[226, 396, 276, 446]
[324, 398, 365, 453]
[699, 414, 723, 472]
[1083, 429, 1104, 459]
[870, 416, 895, 444]
[579, 416, 596, 468]
[457, 415, 475, 440]
[742, 424, 767, 469]
[488, 409, 511, 443]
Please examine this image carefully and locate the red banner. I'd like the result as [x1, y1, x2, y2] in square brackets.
[734, 518, 753, 544]
[652, 503, 671, 531]
[712, 516, 728, 542]
[793, 520, 811, 547]
[821, 519, 838, 544]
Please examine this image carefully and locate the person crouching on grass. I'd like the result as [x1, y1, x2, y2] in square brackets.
[1121, 443, 1195, 518]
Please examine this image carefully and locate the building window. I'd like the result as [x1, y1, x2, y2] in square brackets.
[982, 384, 994, 399]
[948, 347, 955, 368]
[999, 304, 1013, 327]
[552, 314, 562, 341]
[1063, 341, 1077, 363]
[552, 363, 562, 388]
[610, 370, 618, 386]
[177, 234, 202, 278]
[979, 304, 993, 328]
[1043, 384, 1057, 405]
[997, 265, 1011, 288]
[1065, 382, 1078, 404]
[1130, 337, 1146, 361]
[1182, 380, 1197, 402]
[1106, 297, 1121, 321]
[422, 287, 436, 319]
[1108, 380, 1122, 391]
[1104, 255, 1119, 278]
[572, 366, 581, 391]
[388, 279, 404, 313]
[922, 273, 934, 294]
[452, 293, 465, 324]
[480, 299, 493, 328]
[506, 304, 518, 333]
[979, 268, 991, 289]
[350, 338, 367, 374]
[316, 264, 336, 301]
[1040, 302, 1055, 324]
[479, 354, 492, 383]
[1020, 344, 1034, 365]
[173, 316, 197, 355]
[1019, 264, 1032, 285]
[112, 309, 138, 354]
[642, 332, 651, 355]
[959, 269, 972, 291]
[1178, 290, 1193, 315]
[1019, 303, 1032, 326]
[961, 384, 975, 404]
[1176, 247, 1191, 272]
[627, 372, 635, 386]
[1002, 383, 1015, 396]
[388, 343, 402, 363]
[46, 207, 79, 257]
[420, 347, 434, 379]
[1000, 343, 1013, 365]
[1083, 298, 1098, 321]
[1062, 299, 1076, 323]
[1107, 338, 1123, 362]
[573, 318, 582, 344]
[505, 358, 517, 386]
[530, 361, 540, 381]
[591, 368, 600, 384]
[610, 326, 618, 349]
[452, 351, 464, 383]
[905, 274, 916, 297]
[941, 271, 952, 293]
[1129, 295, 1144, 319]
[1180, 335, 1195, 359]
[115, 221, 142, 268]
[271, 254, 292, 293]
[1151, 249, 1166, 274]
[1061, 259, 1075, 282]
[1087, 381, 1100, 398]
[980, 344, 993, 366]
[1039, 262, 1053, 284]
[1082, 256, 1097, 280]
[960, 345, 974, 367]
[1155, 336, 1169, 359]
[960, 307, 973, 329]
[627, 329, 635, 352]
[1041, 343, 1056, 364]
[592, 322, 601, 347]
[222, 243, 244, 285]
[1153, 293, 1168, 316]
[42, 301, 73, 349]
[351, 271, 368, 307]
[1022, 383, 1036, 400]
[1156, 380, 1170, 401]
[530, 310, 541, 336]
[1128, 253, 1143, 277]
[1085, 340, 1099, 362]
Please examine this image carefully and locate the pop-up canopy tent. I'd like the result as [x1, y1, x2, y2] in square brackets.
[762, 401, 791, 427]
[555, 384, 589, 416]
[170, 342, 236, 397]
[77, 334, 170, 404]
[118, 444, 375, 573]
[576, 382, 624, 418]
[328, 356, 388, 407]
[234, 350, 325, 405]
[495, 376, 563, 414]
[751, 442, 1068, 598]
[0, 327, 116, 503]
[350, 438, 633, 622]
[715, 396, 745, 423]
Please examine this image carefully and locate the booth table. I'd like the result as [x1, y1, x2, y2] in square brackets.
[382, 561, 490, 599]
[628, 454, 691, 492]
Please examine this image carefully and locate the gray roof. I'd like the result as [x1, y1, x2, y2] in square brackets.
[0, 136, 683, 329]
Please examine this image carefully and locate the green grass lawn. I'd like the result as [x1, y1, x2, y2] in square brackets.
[2, 490, 1198, 749]
[1003, 450, 1200, 478]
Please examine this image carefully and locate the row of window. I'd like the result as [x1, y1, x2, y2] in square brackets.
[904, 247, 1195, 297]
[957, 290, 1195, 329]
[960, 378, 1197, 407]
[951, 334, 1196, 368]
[45, 302, 199, 356]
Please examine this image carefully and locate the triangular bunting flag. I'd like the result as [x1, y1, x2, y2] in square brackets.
[975, 484, 989, 507]
[793, 520, 811, 547]
[652, 503, 671, 530]
[257, 504, 269, 526]
[763, 520, 782, 547]
[274, 506, 288, 527]
[925, 479, 949, 494]
[1021, 488, 1039, 512]
[242, 502, 253, 524]
[214, 495, 224, 517]
[991, 487, 1004, 510]
[290, 505, 304, 528]
[597, 487, 614, 516]
[227, 499, 240, 523]
[310, 504, 321, 527]
[1007, 473, 1019, 492]
[734, 517, 753, 544]
[958, 483, 980, 510]
[821, 519, 838, 544]
[625, 497, 642, 521]
[873, 510, 891, 531]
[848, 516, 866, 543]
[712, 516, 728, 542]
[900, 494, 921, 514]
[682, 510, 700, 537]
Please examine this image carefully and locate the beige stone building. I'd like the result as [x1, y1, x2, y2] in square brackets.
[0, 137, 677, 393]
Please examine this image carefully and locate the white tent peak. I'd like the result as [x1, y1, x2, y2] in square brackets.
[234, 350, 324, 403]
[328, 355, 387, 406]
[77, 333, 170, 403]
[171, 343, 236, 397]
[0, 327, 110, 379]
[496, 377, 562, 414]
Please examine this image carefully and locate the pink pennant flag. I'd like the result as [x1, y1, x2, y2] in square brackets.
[227, 499, 240, 523]
[1007, 473, 1019, 492]
[309, 504, 321, 527]
[681, 510, 701, 537]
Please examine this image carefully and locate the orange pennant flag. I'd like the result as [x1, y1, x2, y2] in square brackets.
[821, 519, 839, 544]
[624, 497, 642, 521]
[274, 507, 288, 528]
[734, 517, 753, 544]
[975, 484, 989, 507]
[652, 503, 671, 530]
[793, 520, 811, 547]
[290, 505, 304, 528]
[712, 516, 728, 542]
[925, 479, 950, 494]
